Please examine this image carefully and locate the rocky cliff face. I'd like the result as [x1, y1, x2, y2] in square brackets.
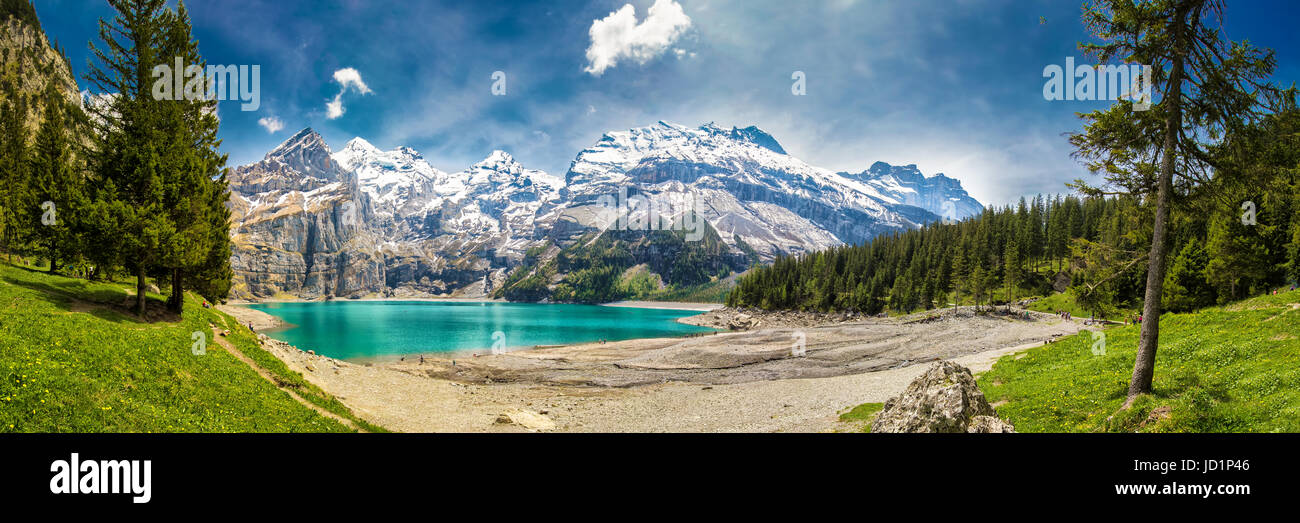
[1, 13, 82, 139]
[226, 122, 985, 300]
[228, 129, 387, 299]
[228, 129, 566, 299]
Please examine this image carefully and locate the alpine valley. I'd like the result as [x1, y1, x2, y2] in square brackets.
[226, 121, 983, 301]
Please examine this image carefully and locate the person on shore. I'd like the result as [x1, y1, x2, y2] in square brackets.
[419, 354, 425, 365]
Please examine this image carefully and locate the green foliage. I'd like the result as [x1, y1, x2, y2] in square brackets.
[500, 219, 744, 304]
[0, 79, 29, 257]
[207, 307, 386, 432]
[1162, 240, 1213, 312]
[616, 267, 661, 300]
[49, 0, 235, 314]
[1071, 0, 1284, 396]
[25, 83, 82, 273]
[646, 277, 734, 303]
[837, 402, 884, 433]
[730, 195, 1152, 314]
[0, 262, 358, 432]
[979, 289, 1300, 433]
[1, 0, 40, 33]
[1025, 292, 1137, 320]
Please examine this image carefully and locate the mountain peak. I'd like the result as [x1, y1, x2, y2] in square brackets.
[342, 136, 380, 154]
[724, 125, 786, 155]
[844, 162, 982, 220]
[264, 127, 340, 180]
[268, 127, 327, 158]
[475, 150, 516, 167]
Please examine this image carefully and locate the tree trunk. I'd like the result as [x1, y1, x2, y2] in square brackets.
[48, 239, 58, 274]
[1127, 11, 1186, 404]
[168, 268, 184, 314]
[135, 263, 147, 317]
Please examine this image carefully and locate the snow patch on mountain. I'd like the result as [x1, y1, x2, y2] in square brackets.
[226, 123, 985, 299]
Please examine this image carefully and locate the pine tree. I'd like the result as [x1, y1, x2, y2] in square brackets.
[1205, 210, 1267, 302]
[1069, 0, 1280, 403]
[27, 82, 81, 273]
[969, 265, 986, 312]
[1162, 240, 1212, 312]
[84, 0, 173, 316]
[0, 82, 29, 261]
[156, 2, 230, 313]
[1004, 238, 1022, 307]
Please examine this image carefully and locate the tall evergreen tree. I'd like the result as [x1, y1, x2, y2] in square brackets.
[27, 82, 82, 273]
[84, 0, 173, 316]
[1069, 0, 1279, 403]
[156, 2, 230, 313]
[0, 82, 29, 261]
[1003, 238, 1022, 307]
[1162, 239, 1213, 312]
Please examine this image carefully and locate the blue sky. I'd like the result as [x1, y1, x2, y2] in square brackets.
[38, 0, 1300, 206]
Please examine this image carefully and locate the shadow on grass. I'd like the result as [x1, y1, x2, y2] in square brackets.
[2, 273, 177, 325]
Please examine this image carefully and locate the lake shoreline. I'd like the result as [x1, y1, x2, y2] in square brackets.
[248, 305, 1090, 432]
[224, 300, 720, 361]
[219, 303, 286, 332]
[600, 300, 723, 312]
[227, 297, 724, 312]
[226, 297, 503, 305]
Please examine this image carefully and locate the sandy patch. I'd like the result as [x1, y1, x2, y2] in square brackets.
[254, 306, 1090, 432]
[218, 304, 284, 332]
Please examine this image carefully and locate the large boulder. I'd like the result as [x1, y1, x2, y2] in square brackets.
[870, 361, 1016, 433]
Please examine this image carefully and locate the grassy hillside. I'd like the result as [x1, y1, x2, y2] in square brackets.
[980, 288, 1300, 432]
[1023, 292, 1139, 321]
[0, 262, 378, 432]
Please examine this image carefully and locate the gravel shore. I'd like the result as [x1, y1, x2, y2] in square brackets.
[236, 304, 1089, 432]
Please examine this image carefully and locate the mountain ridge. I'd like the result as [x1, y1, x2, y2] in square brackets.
[225, 123, 984, 301]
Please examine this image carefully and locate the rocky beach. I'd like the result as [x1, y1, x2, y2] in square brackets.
[231, 303, 1089, 432]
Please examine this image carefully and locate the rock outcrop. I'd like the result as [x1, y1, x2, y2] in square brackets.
[870, 360, 1016, 433]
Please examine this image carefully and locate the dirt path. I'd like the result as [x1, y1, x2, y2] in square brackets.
[209, 326, 363, 432]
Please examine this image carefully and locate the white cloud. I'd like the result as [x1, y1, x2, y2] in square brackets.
[258, 116, 285, 133]
[584, 0, 692, 76]
[326, 67, 374, 119]
[333, 67, 372, 94]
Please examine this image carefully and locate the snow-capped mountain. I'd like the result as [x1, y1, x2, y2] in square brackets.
[225, 123, 983, 300]
[333, 137, 448, 221]
[554, 121, 962, 258]
[841, 161, 984, 221]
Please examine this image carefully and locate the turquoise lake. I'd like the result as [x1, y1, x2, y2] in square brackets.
[242, 301, 717, 361]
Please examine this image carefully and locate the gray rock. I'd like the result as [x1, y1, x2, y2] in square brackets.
[967, 415, 1016, 433]
[1052, 272, 1072, 293]
[870, 360, 1016, 433]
